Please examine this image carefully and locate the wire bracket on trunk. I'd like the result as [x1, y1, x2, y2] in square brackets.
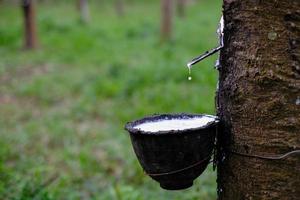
[230, 149, 300, 160]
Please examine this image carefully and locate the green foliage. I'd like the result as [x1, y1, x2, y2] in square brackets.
[0, 0, 221, 199]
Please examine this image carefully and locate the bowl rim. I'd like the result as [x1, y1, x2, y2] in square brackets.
[124, 113, 219, 135]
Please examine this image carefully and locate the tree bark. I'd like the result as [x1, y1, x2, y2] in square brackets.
[217, 0, 300, 199]
[78, 0, 90, 24]
[22, 0, 38, 49]
[161, 0, 173, 41]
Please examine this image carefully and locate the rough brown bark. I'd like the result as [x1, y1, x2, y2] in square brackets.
[161, 0, 173, 41]
[217, 0, 300, 199]
[22, 0, 38, 49]
[78, 0, 90, 24]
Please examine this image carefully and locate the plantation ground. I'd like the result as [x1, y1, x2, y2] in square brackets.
[0, 0, 221, 199]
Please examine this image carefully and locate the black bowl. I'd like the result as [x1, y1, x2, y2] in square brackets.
[125, 113, 219, 190]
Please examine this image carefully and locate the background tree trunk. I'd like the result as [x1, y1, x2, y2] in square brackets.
[115, 0, 124, 17]
[78, 0, 90, 24]
[176, 0, 186, 18]
[217, 0, 300, 199]
[160, 0, 173, 41]
[22, 0, 38, 49]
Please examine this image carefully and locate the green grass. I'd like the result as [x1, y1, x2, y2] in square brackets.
[0, 0, 222, 199]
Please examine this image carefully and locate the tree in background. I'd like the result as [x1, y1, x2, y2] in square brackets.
[176, 0, 186, 18]
[78, 0, 90, 24]
[22, 0, 38, 49]
[115, 0, 124, 17]
[217, 0, 300, 199]
[160, 0, 173, 41]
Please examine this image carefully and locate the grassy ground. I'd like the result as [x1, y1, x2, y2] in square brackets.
[0, 0, 221, 199]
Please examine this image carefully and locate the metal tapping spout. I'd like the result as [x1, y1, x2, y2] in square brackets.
[187, 46, 223, 68]
[187, 16, 224, 68]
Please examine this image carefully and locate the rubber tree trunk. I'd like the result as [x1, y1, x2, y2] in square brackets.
[78, 0, 90, 24]
[22, 0, 38, 49]
[176, 0, 186, 18]
[115, 0, 124, 17]
[161, 0, 173, 41]
[217, 0, 300, 199]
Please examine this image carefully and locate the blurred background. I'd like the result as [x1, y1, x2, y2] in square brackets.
[0, 0, 221, 199]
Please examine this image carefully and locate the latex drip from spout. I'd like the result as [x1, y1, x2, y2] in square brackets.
[187, 63, 192, 81]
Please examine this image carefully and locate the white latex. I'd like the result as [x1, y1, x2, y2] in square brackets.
[134, 116, 215, 133]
